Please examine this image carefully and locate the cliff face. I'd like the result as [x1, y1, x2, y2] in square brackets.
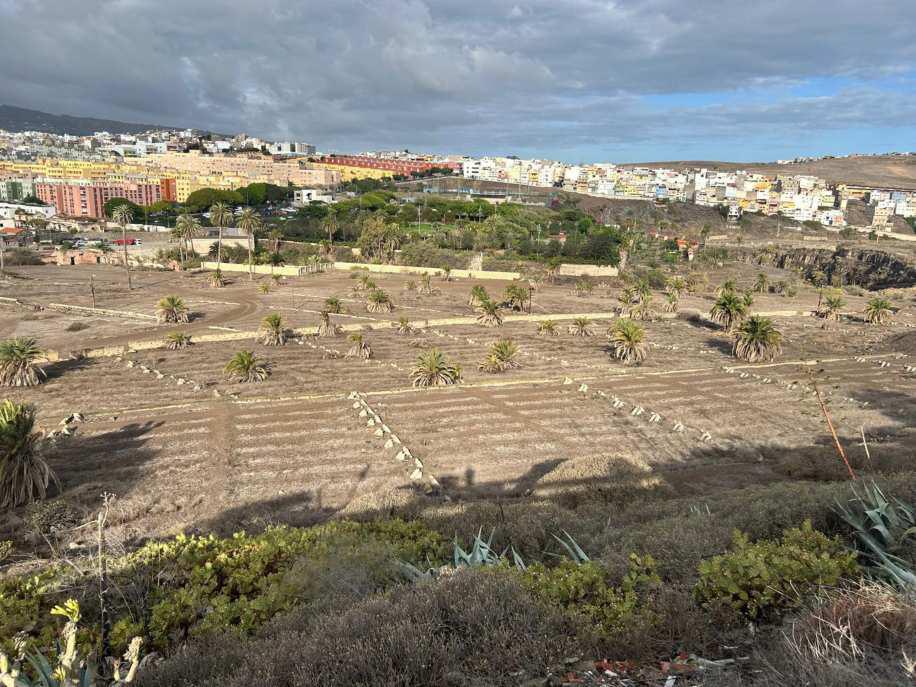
[749, 246, 916, 290]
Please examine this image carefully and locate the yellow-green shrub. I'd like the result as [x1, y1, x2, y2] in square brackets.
[521, 554, 660, 638]
[694, 520, 858, 620]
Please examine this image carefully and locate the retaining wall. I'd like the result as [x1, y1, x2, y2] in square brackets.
[331, 262, 521, 281]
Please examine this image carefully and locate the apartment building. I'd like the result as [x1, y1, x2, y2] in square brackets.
[35, 178, 174, 218]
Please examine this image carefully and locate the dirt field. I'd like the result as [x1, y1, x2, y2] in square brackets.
[0, 260, 913, 549]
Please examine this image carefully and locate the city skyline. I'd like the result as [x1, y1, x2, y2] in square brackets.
[1, 1, 915, 162]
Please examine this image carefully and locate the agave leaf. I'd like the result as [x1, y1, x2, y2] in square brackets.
[552, 530, 590, 563]
[511, 547, 526, 571]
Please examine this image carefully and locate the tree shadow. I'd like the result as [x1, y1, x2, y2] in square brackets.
[680, 312, 719, 331]
[43, 355, 96, 381]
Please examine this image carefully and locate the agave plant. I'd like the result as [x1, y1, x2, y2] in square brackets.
[820, 292, 846, 322]
[476, 300, 503, 327]
[345, 333, 372, 360]
[618, 286, 638, 317]
[209, 268, 225, 288]
[715, 279, 737, 298]
[366, 289, 394, 313]
[410, 348, 461, 387]
[0, 400, 55, 510]
[258, 312, 286, 346]
[478, 339, 521, 373]
[396, 317, 414, 335]
[710, 291, 747, 332]
[224, 350, 271, 383]
[574, 279, 594, 297]
[164, 332, 191, 350]
[733, 315, 782, 363]
[835, 481, 916, 588]
[633, 292, 654, 321]
[324, 296, 343, 314]
[468, 285, 489, 308]
[537, 320, 559, 336]
[317, 310, 340, 337]
[742, 289, 755, 308]
[0, 338, 46, 387]
[609, 319, 647, 365]
[568, 317, 594, 337]
[754, 272, 769, 293]
[155, 295, 190, 325]
[503, 283, 529, 311]
[864, 297, 893, 325]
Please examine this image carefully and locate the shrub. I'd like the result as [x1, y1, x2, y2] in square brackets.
[694, 520, 858, 620]
[522, 554, 660, 639]
[64, 321, 90, 332]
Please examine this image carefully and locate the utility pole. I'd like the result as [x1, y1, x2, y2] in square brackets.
[89, 274, 96, 308]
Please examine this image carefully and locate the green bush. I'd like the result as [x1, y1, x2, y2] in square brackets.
[694, 520, 858, 620]
[522, 554, 660, 638]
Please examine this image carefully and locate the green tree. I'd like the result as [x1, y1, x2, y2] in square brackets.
[733, 316, 782, 362]
[103, 197, 141, 219]
[112, 204, 134, 290]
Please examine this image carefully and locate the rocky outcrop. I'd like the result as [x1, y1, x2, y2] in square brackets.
[747, 246, 916, 290]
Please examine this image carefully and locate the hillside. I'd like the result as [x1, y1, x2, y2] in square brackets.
[0, 104, 177, 136]
[618, 155, 916, 189]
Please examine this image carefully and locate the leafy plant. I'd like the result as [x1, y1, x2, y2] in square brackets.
[258, 313, 286, 346]
[410, 348, 461, 387]
[710, 291, 747, 332]
[864, 297, 893, 325]
[345, 334, 372, 360]
[396, 317, 413, 335]
[475, 300, 503, 327]
[224, 350, 271, 383]
[574, 279, 594, 297]
[316, 311, 340, 337]
[324, 296, 343, 314]
[715, 279, 737, 298]
[0, 339, 45, 388]
[478, 339, 520, 373]
[366, 289, 394, 313]
[663, 289, 679, 313]
[164, 332, 191, 350]
[503, 284, 529, 311]
[733, 315, 782, 363]
[609, 319, 647, 365]
[403, 280, 418, 292]
[694, 521, 858, 620]
[258, 283, 270, 294]
[0, 401, 55, 511]
[835, 481, 916, 588]
[468, 285, 489, 308]
[820, 291, 846, 321]
[208, 268, 225, 288]
[154, 295, 189, 325]
[536, 320, 558, 337]
[568, 317, 593, 337]
[754, 272, 769, 293]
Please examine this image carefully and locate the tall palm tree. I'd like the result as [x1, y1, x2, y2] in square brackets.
[733, 315, 782, 363]
[209, 201, 233, 275]
[268, 228, 283, 254]
[155, 295, 190, 324]
[224, 350, 270, 383]
[237, 208, 262, 281]
[864, 297, 893, 325]
[0, 400, 56, 509]
[258, 313, 286, 346]
[173, 214, 202, 265]
[609, 319, 648, 365]
[410, 348, 461, 387]
[0, 338, 46, 387]
[710, 291, 747, 332]
[111, 204, 133, 290]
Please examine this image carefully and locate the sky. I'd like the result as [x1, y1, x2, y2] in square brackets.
[1, 0, 915, 163]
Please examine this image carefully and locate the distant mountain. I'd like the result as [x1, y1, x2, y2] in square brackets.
[0, 104, 180, 136]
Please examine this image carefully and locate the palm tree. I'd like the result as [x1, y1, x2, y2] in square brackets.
[0, 338, 45, 387]
[268, 252, 285, 276]
[503, 284, 529, 311]
[209, 268, 226, 288]
[478, 339, 521, 373]
[568, 317, 594, 337]
[715, 279, 737, 298]
[476, 300, 503, 327]
[441, 267, 452, 282]
[258, 313, 286, 346]
[864, 297, 893, 325]
[317, 311, 341, 337]
[733, 316, 782, 363]
[0, 400, 56, 509]
[366, 289, 394, 313]
[258, 283, 270, 295]
[164, 332, 191, 350]
[237, 208, 263, 281]
[820, 292, 846, 322]
[410, 348, 461, 387]
[155, 295, 190, 324]
[618, 286, 638, 318]
[268, 228, 283, 254]
[468, 285, 489, 308]
[396, 317, 414, 335]
[224, 350, 271, 383]
[173, 213, 202, 265]
[346, 333, 372, 360]
[742, 290, 755, 308]
[111, 204, 133, 290]
[666, 276, 687, 296]
[609, 319, 648, 365]
[754, 272, 769, 294]
[710, 291, 747, 332]
[324, 296, 343, 314]
[664, 289, 679, 313]
[209, 201, 233, 274]
[537, 320, 559, 336]
[574, 279, 594, 297]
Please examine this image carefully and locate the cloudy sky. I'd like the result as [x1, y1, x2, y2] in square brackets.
[1, 0, 915, 162]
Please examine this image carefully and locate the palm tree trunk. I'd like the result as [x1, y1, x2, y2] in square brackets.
[217, 225, 223, 271]
[121, 224, 131, 290]
[248, 232, 253, 280]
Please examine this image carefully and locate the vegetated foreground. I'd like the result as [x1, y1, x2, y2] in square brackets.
[0, 259, 914, 687]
